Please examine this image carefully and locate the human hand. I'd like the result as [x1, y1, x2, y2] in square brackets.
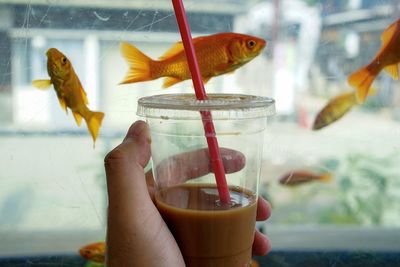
[105, 120, 271, 266]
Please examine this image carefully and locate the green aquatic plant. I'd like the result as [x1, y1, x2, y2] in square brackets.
[84, 261, 104, 267]
[265, 151, 400, 226]
[319, 151, 400, 225]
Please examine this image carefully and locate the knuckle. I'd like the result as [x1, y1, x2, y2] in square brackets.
[104, 147, 127, 167]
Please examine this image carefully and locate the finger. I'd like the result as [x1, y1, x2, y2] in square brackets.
[252, 228, 271, 256]
[105, 121, 183, 266]
[256, 197, 272, 221]
[155, 147, 245, 186]
[218, 147, 246, 174]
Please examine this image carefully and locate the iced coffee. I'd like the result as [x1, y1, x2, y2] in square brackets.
[137, 93, 275, 267]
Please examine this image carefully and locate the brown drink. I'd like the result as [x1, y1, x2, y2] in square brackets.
[155, 183, 257, 267]
[139, 94, 275, 266]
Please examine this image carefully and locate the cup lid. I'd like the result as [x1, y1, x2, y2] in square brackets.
[137, 93, 275, 120]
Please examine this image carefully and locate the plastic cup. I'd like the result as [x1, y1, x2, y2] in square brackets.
[137, 93, 275, 267]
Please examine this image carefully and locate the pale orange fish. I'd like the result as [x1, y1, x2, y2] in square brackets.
[32, 48, 104, 145]
[348, 19, 400, 103]
[119, 32, 266, 88]
[313, 88, 377, 130]
[279, 170, 332, 186]
[79, 241, 105, 263]
[313, 91, 357, 130]
[250, 260, 260, 267]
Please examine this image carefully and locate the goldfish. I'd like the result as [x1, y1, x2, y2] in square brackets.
[32, 48, 104, 145]
[313, 91, 357, 130]
[279, 170, 332, 186]
[348, 19, 400, 103]
[79, 241, 105, 263]
[119, 32, 266, 88]
[313, 88, 377, 130]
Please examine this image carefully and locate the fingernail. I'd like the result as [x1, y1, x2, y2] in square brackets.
[124, 121, 147, 142]
[132, 121, 147, 137]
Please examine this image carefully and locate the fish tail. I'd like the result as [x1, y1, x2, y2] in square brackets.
[347, 64, 379, 104]
[320, 173, 333, 183]
[84, 111, 105, 146]
[119, 42, 155, 85]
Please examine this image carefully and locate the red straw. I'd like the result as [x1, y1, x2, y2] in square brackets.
[172, 0, 231, 204]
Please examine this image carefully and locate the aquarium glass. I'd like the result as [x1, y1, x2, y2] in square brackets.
[0, 0, 399, 257]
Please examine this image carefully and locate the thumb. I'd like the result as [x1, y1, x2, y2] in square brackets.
[104, 120, 152, 205]
[105, 122, 185, 266]
[105, 121, 165, 266]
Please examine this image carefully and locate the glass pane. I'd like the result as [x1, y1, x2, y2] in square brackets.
[1, 0, 399, 260]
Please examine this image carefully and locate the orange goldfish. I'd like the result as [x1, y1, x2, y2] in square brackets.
[79, 241, 105, 263]
[119, 32, 266, 88]
[279, 170, 332, 186]
[313, 88, 377, 130]
[32, 48, 104, 145]
[348, 19, 400, 103]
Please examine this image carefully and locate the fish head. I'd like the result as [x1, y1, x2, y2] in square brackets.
[229, 35, 266, 63]
[46, 48, 72, 80]
[79, 242, 105, 263]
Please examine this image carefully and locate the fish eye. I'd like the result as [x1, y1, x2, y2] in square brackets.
[82, 249, 90, 255]
[247, 40, 256, 48]
[61, 57, 67, 64]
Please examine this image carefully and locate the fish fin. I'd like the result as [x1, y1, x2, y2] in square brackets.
[32, 79, 52, 90]
[119, 42, 153, 85]
[381, 20, 398, 46]
[159, 42, 184, 60]
[162, 77, 183, 88]
[72, 111, 83, 126]
[158, 37, 205, 60]
[373, 21, 399, 60]
[202, 77, 211, 84]
[368, 87, 378, 96]
[77, 80, 89, 105]
[161, 76, 212, 88]
[384, 64, 399, 80]
[81, 89, 89, 105]
[84, 111, 105, 147]
[319, 173, 333, 183]
[57, 97, 68, 114]
[214, 63, 232, 73]
[347, 66, 376, 104]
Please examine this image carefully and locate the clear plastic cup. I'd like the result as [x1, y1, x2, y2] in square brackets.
[137, 93, 275, 267]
